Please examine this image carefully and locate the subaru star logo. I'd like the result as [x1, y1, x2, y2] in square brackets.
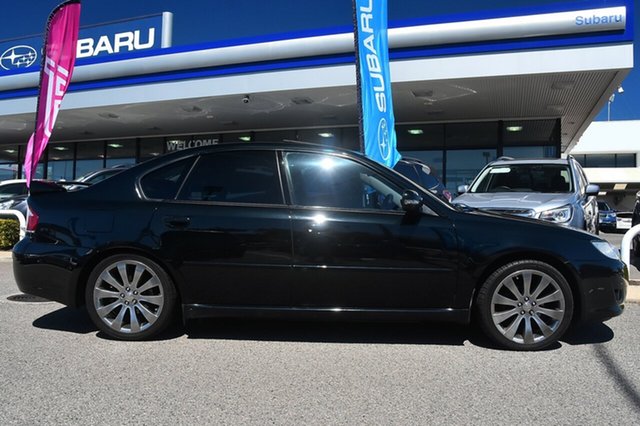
[377, 118, 391, 161]
[0, 45, 38, 71]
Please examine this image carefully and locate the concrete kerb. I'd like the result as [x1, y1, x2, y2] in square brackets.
[1, 249, 638, 302]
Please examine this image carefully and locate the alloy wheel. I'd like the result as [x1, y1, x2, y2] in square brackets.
[490, 269, 566, 345]
[92, 260, 165, 334]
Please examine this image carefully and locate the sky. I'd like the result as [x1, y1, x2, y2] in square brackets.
[0, 0, 637, 121]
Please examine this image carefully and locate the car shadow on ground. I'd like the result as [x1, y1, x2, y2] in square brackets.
[32, 307, 614, 349]
[32, 306, 97, 334]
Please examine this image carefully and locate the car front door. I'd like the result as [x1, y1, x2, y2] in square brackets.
[283, 151, 458, 310]
[146, 150, 293, 307]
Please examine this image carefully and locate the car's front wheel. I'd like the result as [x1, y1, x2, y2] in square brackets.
[476, 260, 573, 351]
[85, 254, 177, 340]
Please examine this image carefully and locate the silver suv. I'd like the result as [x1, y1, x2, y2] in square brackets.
[452, 157, 600, 233]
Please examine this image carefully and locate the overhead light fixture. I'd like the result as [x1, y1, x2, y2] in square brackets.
[53, 146, 69, 151]
[506, 126, 523, 132]
[546, 105, 564, 113]
[614, 183, 627, 190]
[291, 96, 314, 105]
[108, 143, 123, 148]
[407, 129, 424, 135]
[98, 112, 119, 119]
[181, 105, 202, 113]
[598, 191, 607, 196]
[318, 132, 334, 138]
[412, 89, 434, 98]
[206, 115, 214, 119]
[4, 149, 16, 154]
[551, 81, 575, 90]
[238, 136, 251, 142]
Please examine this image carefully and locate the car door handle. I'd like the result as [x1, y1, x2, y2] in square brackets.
[164, 216, 191, 228]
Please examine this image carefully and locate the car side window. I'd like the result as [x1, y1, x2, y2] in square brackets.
[284, 152, 402, 211]
[140, 158, 195, 200]
[0, 183, 27, 198]
[178, 151, 284, 205]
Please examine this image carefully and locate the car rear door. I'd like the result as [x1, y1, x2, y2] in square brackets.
[282, 150, 458, 309]
[146, 150, 293, 307]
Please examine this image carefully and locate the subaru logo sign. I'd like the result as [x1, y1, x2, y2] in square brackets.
[377, 118, 391, 162]
[0, 45, 37, 70]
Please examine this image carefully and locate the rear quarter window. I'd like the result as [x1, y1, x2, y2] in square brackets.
[140, 158, 195, 199]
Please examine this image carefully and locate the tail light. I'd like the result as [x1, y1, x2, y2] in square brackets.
[26, 206, 39, 232]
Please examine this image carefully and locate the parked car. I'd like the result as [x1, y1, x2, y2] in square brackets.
[0, 179, 28, 200]
[597, 201, 617, 233]
[453, 157, 599, 234]
[394, 157, 452, 202]
[615, 211, 633, 232]
[0, 180, 30, 227]
[63, 165, 131, 191]
[634, 192, 640, 227]
[633, 192, 640, 254]
[13, 143, 626, 350]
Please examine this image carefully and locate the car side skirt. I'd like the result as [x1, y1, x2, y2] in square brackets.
[183, 304, 470, 324]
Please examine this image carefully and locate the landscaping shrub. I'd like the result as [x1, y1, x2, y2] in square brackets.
[0, 218, 20, 249]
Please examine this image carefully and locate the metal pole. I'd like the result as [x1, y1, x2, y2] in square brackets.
[352, 0, 365, 153]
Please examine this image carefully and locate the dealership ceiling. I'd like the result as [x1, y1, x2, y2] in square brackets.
[0, 68, 627, 154]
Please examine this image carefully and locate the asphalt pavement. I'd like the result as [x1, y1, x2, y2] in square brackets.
[1, 254, 640, 424]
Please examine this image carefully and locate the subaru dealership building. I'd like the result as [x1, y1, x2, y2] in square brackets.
[0, 1, 634, 192]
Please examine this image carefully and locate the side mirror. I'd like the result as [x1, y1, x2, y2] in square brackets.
[401, 190, 423, 214]
[586, 184, 600, 197]
[457, 185, 469, 194]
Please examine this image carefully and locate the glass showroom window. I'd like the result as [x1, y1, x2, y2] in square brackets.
[502, 119, 559, 159]
[18, 146, 45, 179]
[297, 128, 341, 146]
[48, 143, 74, 180]
[447, 149, 497, 193]
[140, 138, 164, 161]
[0, 145, 20, 181]
[106, 139, 136, 168]
[76, 141, 104, 178]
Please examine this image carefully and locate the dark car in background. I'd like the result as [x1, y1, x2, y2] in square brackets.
[394, 157, 452, 202]
[13, 143, 626, 350]
[598, 201, 617, 233]
[0, 167, 129, 222]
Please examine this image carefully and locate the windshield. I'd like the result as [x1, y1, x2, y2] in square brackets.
[598, 201, 611, 211]
[470, 164, 573, 193]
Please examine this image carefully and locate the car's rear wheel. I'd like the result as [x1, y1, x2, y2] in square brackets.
[85, 254, 177, 340]
[476, 260, 573, 351]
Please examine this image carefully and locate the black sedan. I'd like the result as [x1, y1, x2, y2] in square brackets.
[13, 142, 627, 350]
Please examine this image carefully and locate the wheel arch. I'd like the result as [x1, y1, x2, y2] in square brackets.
[472, 251, 582, 322]
[75, 246, 183, 307]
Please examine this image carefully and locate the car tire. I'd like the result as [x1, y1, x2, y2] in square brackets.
[85, 254, 177, 340]
[476, 260, 573, 351]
